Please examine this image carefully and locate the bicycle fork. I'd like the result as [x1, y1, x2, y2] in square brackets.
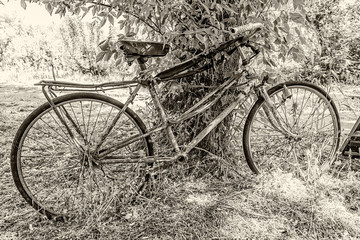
[259, 85, 301, 141]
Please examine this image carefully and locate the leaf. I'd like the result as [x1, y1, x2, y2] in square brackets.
[114, 52, 119, 60]
[119, 20, 125, 30]
[293, 53, 299, 62]
[81, 7, 90, 19]
[92, 6, 97, 16]
[274, 38, 281, 45]
[108, 14, 114, 25]
[99, 17, 107, 28]
[290, 12, 304, 24]
[98, 39, 109, 51]
[263, 57, 271, 67]
[125, 25, 131, 35]
[269, 58, 277, 67]
[98, 11, 107, 17]
[46, 3, 54, 15]
[115, 58, 123, 66]
[299, 36, 306, 45]
[293, 0, 304, 10]
[278, 53, 285, 62]
[310, 53, 315, 65]
[20, 0, 27, 9]
[96, 52, 106, 62]
[283, 22, 290, 32]
[126, 32, 136, 37]
[55, 7, 63, 14]
[104, 52, 113, 61]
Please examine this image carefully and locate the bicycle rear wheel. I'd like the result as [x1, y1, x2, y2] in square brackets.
[243, 81, 340, 174]
[11, 93, 153, 220]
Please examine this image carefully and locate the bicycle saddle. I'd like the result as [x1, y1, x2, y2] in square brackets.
[119, 40, 170, 57]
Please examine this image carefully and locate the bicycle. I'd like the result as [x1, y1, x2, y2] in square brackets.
[10, 23, 341, 220]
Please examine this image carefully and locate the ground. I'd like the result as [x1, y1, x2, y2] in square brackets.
[0, 79, 359, 239]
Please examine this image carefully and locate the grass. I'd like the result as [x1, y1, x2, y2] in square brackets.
[1, 73, 360, 239]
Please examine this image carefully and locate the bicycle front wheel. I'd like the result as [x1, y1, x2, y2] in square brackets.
[11, 93, 153, 220]
[243, 81, 340, 174]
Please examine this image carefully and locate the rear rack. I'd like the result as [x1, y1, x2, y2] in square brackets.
[35, 80, 138, 92]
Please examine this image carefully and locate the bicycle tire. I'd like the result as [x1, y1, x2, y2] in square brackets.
[11, 92, 154, 220]
[243, 81, 340, 174]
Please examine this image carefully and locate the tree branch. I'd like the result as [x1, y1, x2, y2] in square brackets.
[89, 1, 163, 35]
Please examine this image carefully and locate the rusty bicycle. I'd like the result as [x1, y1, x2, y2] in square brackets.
[10, 23, 341, 220]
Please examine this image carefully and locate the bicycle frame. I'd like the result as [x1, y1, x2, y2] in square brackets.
[35, 28, 296, 165]
[96, 74, 255, 163]
[37, 71, 255, 165]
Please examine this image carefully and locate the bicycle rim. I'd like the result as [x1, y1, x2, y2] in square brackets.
[11, 93, 153, 220]
[243, 81, 340, 174]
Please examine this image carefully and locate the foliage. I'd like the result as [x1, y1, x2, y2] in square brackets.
[299, 0, 360, 84]
[20, 0, 309, 74]
[60, 16, 109, 75]
[0, 14, 60, 70]
[0, 12, 114, 76]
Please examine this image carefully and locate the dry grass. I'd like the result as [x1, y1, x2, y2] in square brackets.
[1, 79, 360, 239]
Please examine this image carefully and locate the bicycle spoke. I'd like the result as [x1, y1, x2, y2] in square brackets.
[13, 94, 152, 219]
[86, 101, 93, 142]
[244, 83, 340, 174]
[89, 103, 103, 143]
[38, 119, 72, 145]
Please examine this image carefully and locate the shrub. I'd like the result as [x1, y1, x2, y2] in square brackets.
[59, 16, 109, 76]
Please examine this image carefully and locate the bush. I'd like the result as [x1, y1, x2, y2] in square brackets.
[59, 16, 109, 76]
[298, 0, 360, 84]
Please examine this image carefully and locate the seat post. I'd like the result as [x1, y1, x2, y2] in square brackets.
[137, 57, 147, 71]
